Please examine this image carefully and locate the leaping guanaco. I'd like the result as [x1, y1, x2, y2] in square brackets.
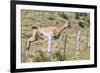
[26, 21, 71, 51]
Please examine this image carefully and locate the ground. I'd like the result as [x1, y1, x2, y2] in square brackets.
[21, 10, 90, 63]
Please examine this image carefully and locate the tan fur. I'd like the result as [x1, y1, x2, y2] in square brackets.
[26, 22, 70, 50]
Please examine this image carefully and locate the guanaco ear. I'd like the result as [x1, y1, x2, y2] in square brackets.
[66, 20, 69, 23]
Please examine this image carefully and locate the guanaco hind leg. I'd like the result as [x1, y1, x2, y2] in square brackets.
[26, 36, 36, 51]
[26, 30, 37, 51]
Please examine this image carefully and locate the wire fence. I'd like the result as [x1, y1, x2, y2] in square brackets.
[21, 30, 90, 63]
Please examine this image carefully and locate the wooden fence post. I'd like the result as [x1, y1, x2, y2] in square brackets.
[76, 31, 80, 55]
[47, 34, 52, 61]
[42, 32, 52, 61]
[64, 34, 68, 60]
[23, 39, 27, 63]
[86, 32, 89, 48]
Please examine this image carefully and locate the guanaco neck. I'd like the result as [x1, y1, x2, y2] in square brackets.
[56, 22, 69, 32]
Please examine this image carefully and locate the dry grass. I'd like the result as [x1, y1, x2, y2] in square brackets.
[21, 10, 90, 63]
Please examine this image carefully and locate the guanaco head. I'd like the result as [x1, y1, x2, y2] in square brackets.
[64, 20, 71, 29]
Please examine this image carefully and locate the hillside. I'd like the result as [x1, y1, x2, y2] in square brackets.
[21, 10, 90, 62]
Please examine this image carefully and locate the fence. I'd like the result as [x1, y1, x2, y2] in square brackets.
[21, 30, 90, 63]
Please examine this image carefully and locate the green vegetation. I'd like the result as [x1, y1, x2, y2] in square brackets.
[21, 10, 90, 63]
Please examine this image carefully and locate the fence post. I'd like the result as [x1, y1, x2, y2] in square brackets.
[47, 34, 52, 61]
[76, 31, 80, 55]
[64, 34, 68, 60]
[42, 32, 52, 61]
[86, 32, 89, 48]
[23, 39, 27, 63]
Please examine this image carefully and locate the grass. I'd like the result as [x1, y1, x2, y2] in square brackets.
[21, 10, 90, 63]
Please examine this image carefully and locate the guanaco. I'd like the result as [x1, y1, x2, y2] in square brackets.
[26, 21, 71, 51]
